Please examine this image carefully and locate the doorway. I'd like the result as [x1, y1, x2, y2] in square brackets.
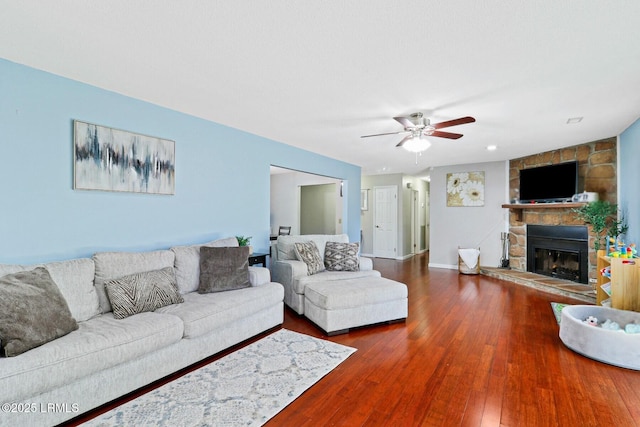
[300, 183, 337, 234]
[270, 166, 343, 236]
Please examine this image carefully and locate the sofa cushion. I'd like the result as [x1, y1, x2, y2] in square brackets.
[0, 311, 184, 404]
[305, 277, 408, 310]
[294, 269, 382, 294]
[294, 241, 325, 275]
[171, 237, 240, 294]
[93, 250, 176, 313]
[0, 268, 78, 357]
[155, 282, 284, 339]
[105, 267, 184, 319]
[198, 246, 250, 293]
[277, 234, 349, 261]
[0, 258, 99, 322]
[324, 241, 360, 272]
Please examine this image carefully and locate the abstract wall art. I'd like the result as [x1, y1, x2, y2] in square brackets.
[73, 120, 175, 195]
[446, 171, 485, 207]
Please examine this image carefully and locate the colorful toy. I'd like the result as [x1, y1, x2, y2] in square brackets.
[625, 324, 640, 334]
[608, 239, 638, 258]
[584, 316, 599, 326]
[601, 319, 621, 331]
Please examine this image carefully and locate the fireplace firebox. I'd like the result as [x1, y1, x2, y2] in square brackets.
[526, 225, 589, 284]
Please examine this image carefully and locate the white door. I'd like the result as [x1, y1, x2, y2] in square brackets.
[373, 185, 398, 258]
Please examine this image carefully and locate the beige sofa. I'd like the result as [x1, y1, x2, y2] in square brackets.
[0, 237, 284, 427]
[270, 234, 380, 315]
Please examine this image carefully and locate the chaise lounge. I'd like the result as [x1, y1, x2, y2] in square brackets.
[271, 234, 408, 335]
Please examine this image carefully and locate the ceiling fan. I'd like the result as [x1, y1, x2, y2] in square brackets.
[361, 113, 476, 152]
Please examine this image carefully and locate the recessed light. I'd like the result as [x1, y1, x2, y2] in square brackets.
[486, 145, 497, 151]
[567, 117, 583, 124]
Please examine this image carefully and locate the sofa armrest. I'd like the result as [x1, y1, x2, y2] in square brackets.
[248, 266, 271, 286]
[271, 259, 308, 288]
[359, 256, 374, 271]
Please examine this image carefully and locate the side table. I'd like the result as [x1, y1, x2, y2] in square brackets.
[248, 252, 269, 267]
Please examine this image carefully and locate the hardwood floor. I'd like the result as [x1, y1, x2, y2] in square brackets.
[270, 253, 640, 427]
[66, 252, 640, 426]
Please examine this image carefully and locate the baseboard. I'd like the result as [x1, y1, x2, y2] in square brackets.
[361, 252, 425, 260]
[428, 263, 458, 270]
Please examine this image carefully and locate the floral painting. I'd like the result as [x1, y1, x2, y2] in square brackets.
[446, 171, 485, 207]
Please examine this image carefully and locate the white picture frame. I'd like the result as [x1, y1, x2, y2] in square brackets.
[361, 189, 368, 211]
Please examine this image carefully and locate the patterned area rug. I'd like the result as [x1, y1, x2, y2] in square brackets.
[551, 302, 568, 324]
[83, 329, 356, 426]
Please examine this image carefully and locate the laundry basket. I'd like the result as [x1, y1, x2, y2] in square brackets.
[458, 247, 480, 275]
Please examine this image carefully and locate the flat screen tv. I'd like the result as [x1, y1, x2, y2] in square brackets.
[519, 161, 578, 203]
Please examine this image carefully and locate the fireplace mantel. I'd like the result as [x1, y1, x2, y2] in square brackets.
[502, 202, 586, 221]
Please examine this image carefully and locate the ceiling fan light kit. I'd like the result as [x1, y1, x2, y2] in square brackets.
[361, 113, 475, 153]
[401, 136, 431, 153]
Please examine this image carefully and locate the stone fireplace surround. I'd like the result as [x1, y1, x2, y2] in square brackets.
[507, 137, 617, 283]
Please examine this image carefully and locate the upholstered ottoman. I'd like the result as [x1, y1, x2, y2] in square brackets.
[559, 305, 640, 370]
[304, 276, 408, 335]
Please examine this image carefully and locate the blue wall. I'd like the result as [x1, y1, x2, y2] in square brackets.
[620, 118, 640, 245]
[0, 59, 361, 264]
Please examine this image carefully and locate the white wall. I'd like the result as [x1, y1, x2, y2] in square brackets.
[429, 161, 508, 269]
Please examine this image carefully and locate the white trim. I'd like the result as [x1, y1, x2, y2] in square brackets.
[428, 263, 458, 270]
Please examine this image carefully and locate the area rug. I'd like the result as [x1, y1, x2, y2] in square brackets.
[551, 302, 569, 324]
[83, 329, 356, 427]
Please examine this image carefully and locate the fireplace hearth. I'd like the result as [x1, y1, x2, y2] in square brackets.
[526, 225, 589, 284]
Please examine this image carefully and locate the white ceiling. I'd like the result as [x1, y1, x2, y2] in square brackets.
[2, 1, 640, 176]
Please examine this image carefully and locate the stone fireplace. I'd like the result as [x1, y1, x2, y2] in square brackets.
[507, 137, 617, 283]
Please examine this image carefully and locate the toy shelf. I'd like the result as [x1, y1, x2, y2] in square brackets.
[597, 249, 640, 312]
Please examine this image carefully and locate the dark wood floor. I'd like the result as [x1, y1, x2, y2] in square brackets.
[67, 252, 640, 427]
[271, 253, 640, 427]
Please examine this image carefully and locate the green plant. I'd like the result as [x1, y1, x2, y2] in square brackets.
[572, 201, 627, 251]
[235, 236, 252, 246]
[608, 216, 629, 246]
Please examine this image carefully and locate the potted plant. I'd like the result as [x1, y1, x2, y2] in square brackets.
[236, 236, 252, 254]
[572, 201, 627, 251]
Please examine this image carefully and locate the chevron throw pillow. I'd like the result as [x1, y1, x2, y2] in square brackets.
[105, 267, 183, 319]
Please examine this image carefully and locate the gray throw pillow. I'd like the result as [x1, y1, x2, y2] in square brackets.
[198, 246, 251, 293]
[324, 241, 360, 272]
[294, 241, 325, 275]
[105, 267, 184, 319]
[0, 267, 78, 357]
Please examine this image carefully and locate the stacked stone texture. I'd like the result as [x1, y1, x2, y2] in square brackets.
[508, 137, 617, 282]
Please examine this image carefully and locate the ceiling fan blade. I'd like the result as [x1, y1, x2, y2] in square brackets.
[393, 116, 414, 128]
[395, 135, 413, 147]
[433, 116, 476, 129]
[430, 130, 463, 139]
[361, 130, 407, 138]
